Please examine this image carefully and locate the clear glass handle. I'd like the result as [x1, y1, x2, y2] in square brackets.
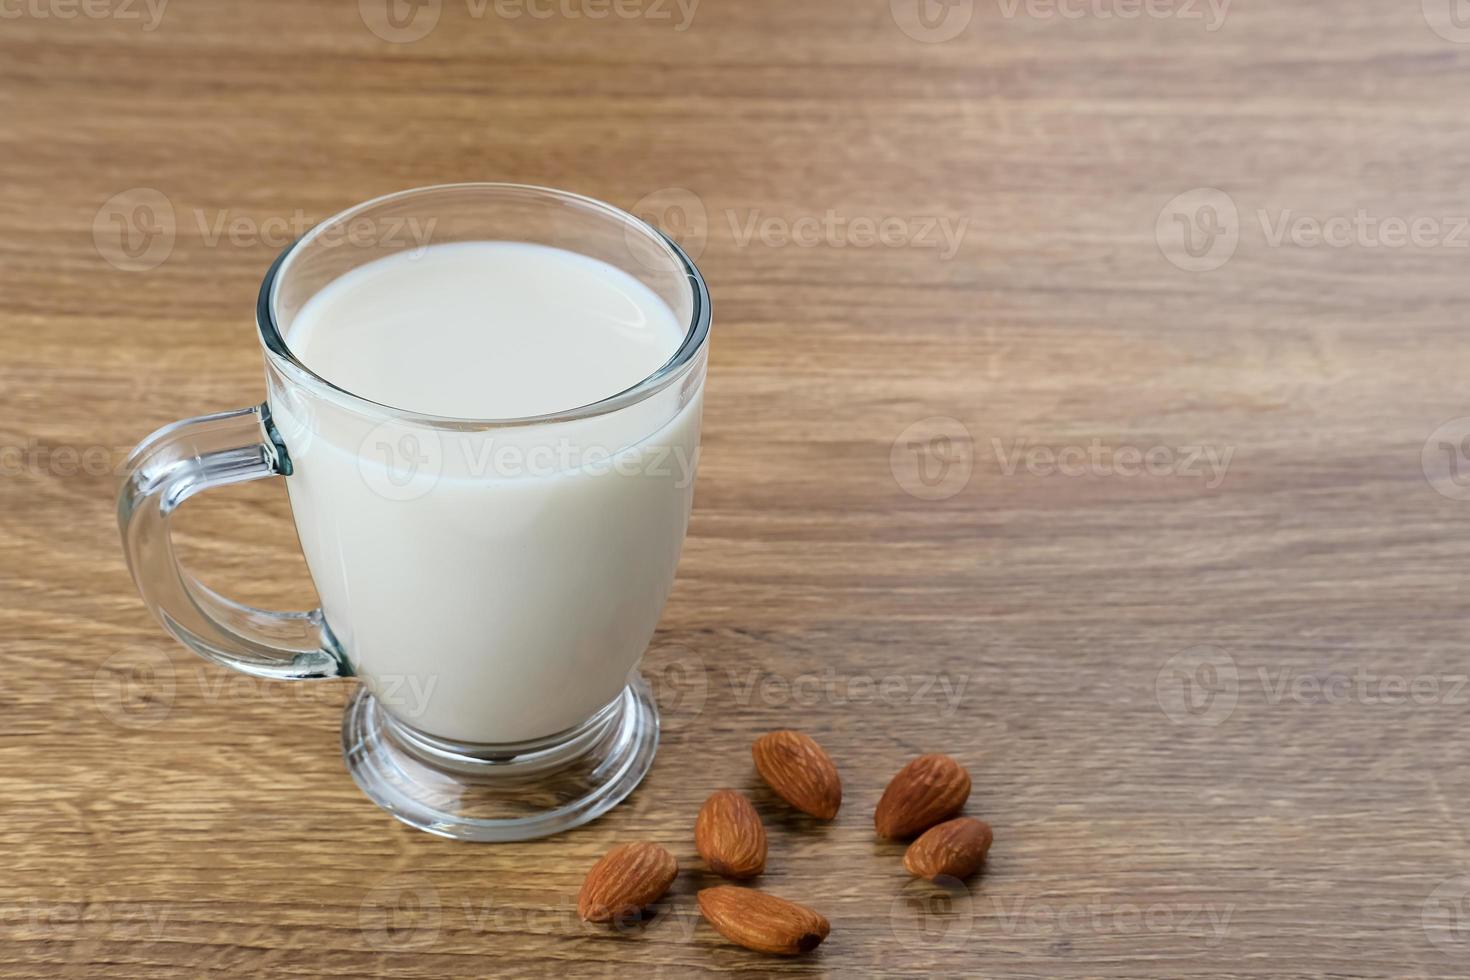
[117, 403, 350, 681]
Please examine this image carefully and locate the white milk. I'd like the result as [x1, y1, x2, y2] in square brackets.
[270, 242, 702, 744]
[286, 241, 685, 420]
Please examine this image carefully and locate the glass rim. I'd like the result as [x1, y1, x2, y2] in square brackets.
[254, 182, 711, 429]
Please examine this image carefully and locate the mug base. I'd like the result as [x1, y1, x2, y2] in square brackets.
[341, 676, 659, 842]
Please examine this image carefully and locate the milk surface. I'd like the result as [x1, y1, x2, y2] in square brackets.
[288, 241, 683, 418]
[271, 242, 701, 743]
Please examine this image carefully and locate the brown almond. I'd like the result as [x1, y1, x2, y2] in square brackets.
[751, 731, 842, 820]
[697, 886, 830, 955]
[696, 789, 768, 879]
[903, 817, 993, 881]
[577, 841, 678, 923]
[874, 754, 971, 839]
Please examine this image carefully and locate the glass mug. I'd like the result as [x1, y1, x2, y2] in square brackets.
[117, 184, 711, 841]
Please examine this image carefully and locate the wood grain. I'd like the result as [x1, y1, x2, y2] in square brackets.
[4, 0, 1470, 976]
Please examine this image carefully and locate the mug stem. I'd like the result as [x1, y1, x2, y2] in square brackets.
[341, 675, 660, 842]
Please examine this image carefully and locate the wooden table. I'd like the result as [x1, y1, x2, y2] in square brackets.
[4, 1, 1470, 976]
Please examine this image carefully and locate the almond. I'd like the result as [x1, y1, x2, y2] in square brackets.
[751, 731, 842, 820]
[874, 754, 971, 839]
[696, 789, 767, 879]
[577, 841, 678, 923]
[697, 886, 830, 955]
[903, 817, 993, 881]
